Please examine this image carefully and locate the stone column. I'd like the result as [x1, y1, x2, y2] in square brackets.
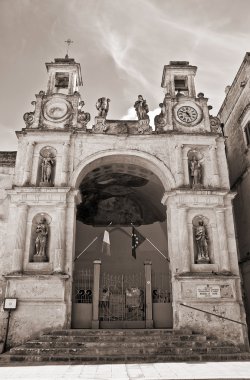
[216, 208, 230, 272]
[175, 144, 184, 186]
[209, 145, 220, 187]
[12, 204, 29, 273]
[54, 206, 66, 273]
[61, 142, 70, 186]
[144, 261, 153, 328]
[92, 260, 101, 329]
[178, 206, 190, 273]
[23, 142, 35, 185]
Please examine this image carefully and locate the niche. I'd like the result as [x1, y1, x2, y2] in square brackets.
[187, 149, 204, 189]
[192, 215, 213, 264]
[29, 213, 52, 263]
[37, 146, 57, 187]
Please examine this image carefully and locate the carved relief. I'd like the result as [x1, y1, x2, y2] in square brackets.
[23, 101, 36, 128]
[77, 100, 90, 130]
[30, 213, 51, 263]
[193, 215, 210, 264]
[188, 149, 204, 189]
[38, 146, 57, 187]
[134, 95, 149, 121]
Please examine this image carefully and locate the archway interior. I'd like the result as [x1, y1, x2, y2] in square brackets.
[76, 162, 168, 272]
[74, 161, 171, 327]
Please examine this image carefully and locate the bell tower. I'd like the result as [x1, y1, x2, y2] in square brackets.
[161, 61, 197, 98]
[46, 56, 83, 95]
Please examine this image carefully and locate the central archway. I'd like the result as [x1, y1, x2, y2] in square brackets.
[71, 152, 174, 329]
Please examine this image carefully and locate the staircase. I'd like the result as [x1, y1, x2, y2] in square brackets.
[1, 329, 250, 364]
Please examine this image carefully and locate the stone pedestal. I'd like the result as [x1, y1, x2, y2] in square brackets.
[33, 255, 47, 263]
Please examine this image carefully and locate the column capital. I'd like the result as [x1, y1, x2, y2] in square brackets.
[144, 260, 152, 265]
[93, 260, 101, 265]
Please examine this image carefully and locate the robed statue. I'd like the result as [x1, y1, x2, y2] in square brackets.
[34, 218, 48, 261]
[189, 156, 202, 189]
[134, 95, 149, 120]
[96, 97, 110, 118]
[194, 220, 210, 263]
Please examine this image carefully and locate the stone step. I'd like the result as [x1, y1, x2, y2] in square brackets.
[48, 328, 192, 336]
[2, 352, 250, 365]
[22, 340, 238, 351]
[1, 329, 248, 365]
[37, 333, 207, 343]
[9, 345, 240, 356]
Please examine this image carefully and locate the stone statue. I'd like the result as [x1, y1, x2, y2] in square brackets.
[134, 95, 149, 120]
[34, 218, 48, 261]
[96, 97, 110, 118]
[41, 153, 54, 185]
[195, 220, 210, 263]
[189, 156, 202, 189]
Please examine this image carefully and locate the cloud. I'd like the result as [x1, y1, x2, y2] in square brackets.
[121, 106, 160, 128]
[95, 20, 149, 88]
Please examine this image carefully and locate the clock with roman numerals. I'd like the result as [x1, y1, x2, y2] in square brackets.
[174, 103, 203, 126]
[177, 106, 197, 123]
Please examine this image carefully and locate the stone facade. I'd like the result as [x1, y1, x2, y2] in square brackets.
[0, 57, 248, 350]
[218, 52, 250, 335]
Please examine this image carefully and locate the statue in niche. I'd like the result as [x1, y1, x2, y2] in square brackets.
[134, 95, 149, 121]
[41, 154, 54, 184]
[33, 218, 48, 262]
[96, 97, 110, 118]
[39, 148, 56, 186]
[194, 220, 210, 263]
[189, 156, 202, 189]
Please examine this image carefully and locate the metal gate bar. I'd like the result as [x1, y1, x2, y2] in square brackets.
[99, 272, 145, 321]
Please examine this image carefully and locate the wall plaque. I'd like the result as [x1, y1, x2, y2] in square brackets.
[196, 285, 221, 298]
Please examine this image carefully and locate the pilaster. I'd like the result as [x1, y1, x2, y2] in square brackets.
[178, 206, 190, 273]
[216, 207, 230, 272]
[54, 206, 66, 273]
[12, 204, 29, 273]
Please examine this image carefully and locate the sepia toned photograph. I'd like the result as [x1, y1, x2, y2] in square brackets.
[0, 0, 250, 379]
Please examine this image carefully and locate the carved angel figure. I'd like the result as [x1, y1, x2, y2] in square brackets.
[96, 97, 110, 118]
[134, 95, 149, 120]
[35, 218, 48, 257]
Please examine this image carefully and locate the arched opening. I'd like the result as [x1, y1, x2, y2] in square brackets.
[72, 154, 173, 329]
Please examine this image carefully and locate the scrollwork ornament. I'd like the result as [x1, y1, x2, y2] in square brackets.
[77, 100, 91, 129]
[23, 100, 36, 128]
[210, 115, 222, 134]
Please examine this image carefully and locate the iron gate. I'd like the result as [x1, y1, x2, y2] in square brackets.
[99, 272, 145, 322]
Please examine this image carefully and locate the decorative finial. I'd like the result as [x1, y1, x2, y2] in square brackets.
[64, 38, 74, 58]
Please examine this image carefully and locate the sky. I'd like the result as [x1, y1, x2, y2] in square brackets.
[0, 0, 250, 151]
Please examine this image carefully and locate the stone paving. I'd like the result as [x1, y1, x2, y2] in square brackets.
[1, 361, 250, 380]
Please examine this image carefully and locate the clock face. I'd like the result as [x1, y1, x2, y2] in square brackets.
[177, 106, 198, 123]
[43, 98, 72, 123]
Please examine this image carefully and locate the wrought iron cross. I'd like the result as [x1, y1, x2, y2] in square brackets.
[64, 38, 74, 56]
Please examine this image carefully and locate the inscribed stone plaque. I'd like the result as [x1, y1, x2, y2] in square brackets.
[197, 285, 221, 298]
